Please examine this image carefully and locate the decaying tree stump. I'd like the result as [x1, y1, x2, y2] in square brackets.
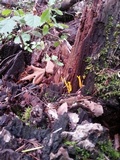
[62, 0, 120, 92]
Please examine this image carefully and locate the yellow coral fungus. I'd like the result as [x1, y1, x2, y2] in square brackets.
[77, 75, 83, 88]
[61, 77, 72, 93]
[64, 80, 72, 93]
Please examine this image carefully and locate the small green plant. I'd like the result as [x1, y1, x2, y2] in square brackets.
[96, 155, 106, 160]
[0, 0, 68, 52]
[64, 141, 90, 160]
[95, 70, 120, 99]
[22, 106, 32, 124]
[64, 140, 120, 160]
[44, 92, 59, 102]
[43, 54, 64, 66]
[97, 140, 120, 160]
[85, 16, 120, 99]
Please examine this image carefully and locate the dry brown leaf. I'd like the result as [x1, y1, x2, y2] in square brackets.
[33, 72, 45, 84]
[21, 65, 45, 85]
[45, 60, 55, 74]
[21, 61, 55, 85]
[57, 102, 68, 115]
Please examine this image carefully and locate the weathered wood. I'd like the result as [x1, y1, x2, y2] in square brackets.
[62, 0, 120, 92]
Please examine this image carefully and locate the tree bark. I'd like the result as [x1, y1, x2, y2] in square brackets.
[62, 0, 120, 92]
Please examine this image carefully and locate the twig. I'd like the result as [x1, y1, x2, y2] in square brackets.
[114, 134, 120, 151]
[15, 144, 26, 152]
[14, 86, 39, 98]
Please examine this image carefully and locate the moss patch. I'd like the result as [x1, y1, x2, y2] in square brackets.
[85, 16, 120, 99]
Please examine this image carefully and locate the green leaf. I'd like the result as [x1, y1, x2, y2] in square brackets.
[0, 18, 17, 36]
[31, 41, 45, 50]
[24, 14, 41, 28]
[54, 41, 60, 47]
[32, 31, 42, 38]
[11, 16, 22, 22]
[17, 9, 24, 16]
[44, 54, 51, 61]
[52, 9, 63, 15]
[0, 17, 4, 21]
[26, 47, 33, 52]
[56, 61, 64, 66]
[48, 0, 56, 6]
[51, 16, 57, 24]
[31, 43, 37, 49]
[42, 24, 49, 35]
[40, 9, 51, 24]
[60, 34, 68, 40]
[47, 21, 55, 27]
[51, 55, 58, 61]
[59, 23, 68, 29]
[39, 41, 45, 50]
[54, 23, 68, 29]
[14, 9, 25, 16]
[14, 33, 30, 44]
[1, 9, 12, 16]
